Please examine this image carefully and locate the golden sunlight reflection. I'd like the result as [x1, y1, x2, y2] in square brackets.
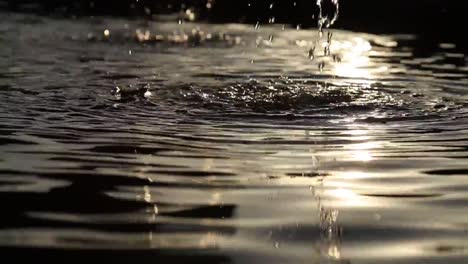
[351, 142, 378, 162]
[327, 187, 369, 208]
[352, 149, 373, 162]
[347, 141, 380, 162]
[143, 185, 151, 203]
[327, 243, 341, 259]
[210, 191, 223, 205]
[332, 37, 374, 79]
[343, 125, 387, 162]
[142, 185, 158, 220]
[347, 124, 381, 162]
[329, 188, 359, 200]
[348, 129, 370, 136]
[199, 232, 218, 248]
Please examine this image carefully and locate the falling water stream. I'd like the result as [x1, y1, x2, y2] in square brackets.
[0, 1, 467, 263]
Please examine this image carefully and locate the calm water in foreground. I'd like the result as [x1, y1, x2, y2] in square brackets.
[0, 13, 467, 263]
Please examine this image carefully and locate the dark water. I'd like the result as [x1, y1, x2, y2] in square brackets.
[0, 13, 467, 263]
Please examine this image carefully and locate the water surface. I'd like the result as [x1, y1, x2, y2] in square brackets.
[0, 13, 467, 263]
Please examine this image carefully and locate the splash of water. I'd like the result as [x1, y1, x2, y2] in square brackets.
[317, 0, 340, 33]
[312, 0, 340, 70]
[312, 0, 344, 248]
[312, 178, 348, 263]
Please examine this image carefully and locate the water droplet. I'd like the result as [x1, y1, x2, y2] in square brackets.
[327, 32, 333, 42]
[318, 62, 325, 72]
[87, 32, 96, 41]
[144, 90, 152, 98]
[206, 0, 213, 9]
[308, 47, 315, 60]
[185, 9, 196, 21]
[374, 213, 382, 221]
[316, 0, 339, 34]
[255, 22, 260, 30]
[332, 54, 341, 62]
[144, 7, 151, 15]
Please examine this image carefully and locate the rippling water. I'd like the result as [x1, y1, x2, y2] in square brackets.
[0, 12, 467, 263]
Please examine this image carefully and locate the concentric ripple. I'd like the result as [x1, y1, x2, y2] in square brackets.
[141, 78, 463, 121]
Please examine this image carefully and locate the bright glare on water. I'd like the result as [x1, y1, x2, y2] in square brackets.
[0, 11, 467, 263]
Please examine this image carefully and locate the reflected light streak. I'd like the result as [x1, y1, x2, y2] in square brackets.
[329, 188, 359, 200]
[327, 244, 341, 259]
[336, 171, 372, 179]
[210, 191, 222, 205]
[332, 37, 373, 79]
[327, 187, 370, 208]
[347, 141, 380, 162]
[352, 150, 373, 162]
[143, 186, 151, 203]
[348, 129, 369, 136]
[199, 232, 218, 248]
[334, 56, 372, 79]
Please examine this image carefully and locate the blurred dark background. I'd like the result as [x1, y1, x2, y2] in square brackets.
[0, 0, 466, 41]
